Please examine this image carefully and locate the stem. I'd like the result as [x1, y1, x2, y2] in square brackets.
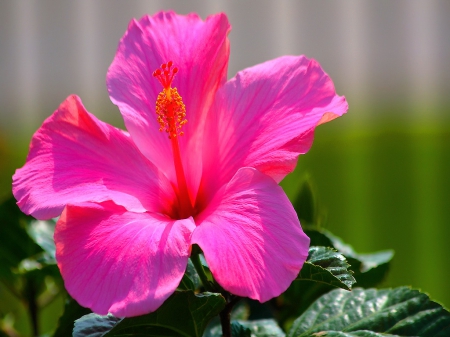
[24, 276, 39, 336]
[190, 248, 214, 292]
[219, 294, 241, 337]
[220, 309, 231, 337]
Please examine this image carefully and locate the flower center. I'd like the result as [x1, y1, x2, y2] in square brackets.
[153, 61, 193, 219]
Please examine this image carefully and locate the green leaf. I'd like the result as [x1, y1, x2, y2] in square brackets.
[288, 287, 450, 337]
[232, 302, 251, 321]
[0, 196, 44, 296]
[296, 246, 356, 291]
[231, 322, 252, 337]
[303, 228, 334, 248]
[273, 247, 356, 329]
[310, 332, 400, 336]
[18, 251, 57, 274]
[329, 233, 393, 288]
[53, 296, 91, 337]
[26, 219, 56, 258]
[178, 273, 196, 291]
[203, 323, 221, 337]
[240, 319, 285, 337]
[0, 196, 42, 269]
[178, 260, 201, 291]
[304, 228, 394, 288]
[73, 313, 121, 337]
[205, 319, 285, 337]
[103, 291, 225, 337]
[294, 178, 318, 225]
[186, 259, 202, 289]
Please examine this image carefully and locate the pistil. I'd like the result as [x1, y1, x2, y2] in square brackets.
[153, 62, 193, 218]
[170, 135, 193, 218]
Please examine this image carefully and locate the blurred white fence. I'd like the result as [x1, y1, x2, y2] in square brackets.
[0, 0, 449, 136]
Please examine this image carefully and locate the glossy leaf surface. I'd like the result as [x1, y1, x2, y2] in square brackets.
[73, 313, 121, 337]
[288, 287, 450, 337]
[296, 246, 356, 291]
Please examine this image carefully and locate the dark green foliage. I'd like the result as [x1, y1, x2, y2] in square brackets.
[307, 332, 400, 336]
[178, 272, 196, 291]
[288, 287, 450, 337]
[230, 322, 252, 337]
[205, 319, 285, 337]
[0, 196, 63, 336]
[297, 246, 356, 290]
[274, 246, 356, 328]
[0, 196, 42, 288]
[73, 313, 121, 337]
[100, 291, 225, 337]
[239, 319, 286, 337]
[178, 259, 202, 291]
[294, 178, 318, 225]
[304, 227, 394, 288]
[26, 218, 56, 258]
[53, 297, 92, 337]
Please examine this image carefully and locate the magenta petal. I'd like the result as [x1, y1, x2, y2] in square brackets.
[12, 95, 176, 219]
[201, 56, 348, 199]
[107, 11, 231, 196]
[192, 168, 310, 302]
[55, 201, 195, 317]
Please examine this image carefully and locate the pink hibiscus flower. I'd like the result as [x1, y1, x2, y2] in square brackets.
[12, 11, 348, 317]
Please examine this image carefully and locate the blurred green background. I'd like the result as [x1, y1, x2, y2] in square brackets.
[1, 1, 449, 336]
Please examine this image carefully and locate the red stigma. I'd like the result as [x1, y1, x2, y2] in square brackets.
[152, 61, 178, 89]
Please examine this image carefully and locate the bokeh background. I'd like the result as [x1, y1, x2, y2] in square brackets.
[1, 1, 449, 335]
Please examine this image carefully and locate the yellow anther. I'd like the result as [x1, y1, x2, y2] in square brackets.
[153, 62, 187, 138]
[155, 87, 187, 139]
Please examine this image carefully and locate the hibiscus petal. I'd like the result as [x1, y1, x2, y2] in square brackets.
[200, 56, 348, 200]
[13, 95, 176, 220]
[192, 167, 310, 302]
[107, 11, 231, 198]
[55, 201, 195, 317]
